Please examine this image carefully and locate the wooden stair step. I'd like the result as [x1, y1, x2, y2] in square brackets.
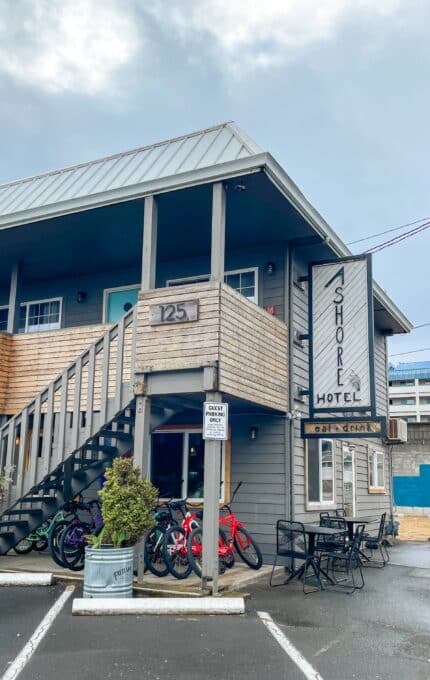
[0, 520, 29, 529]
[101, 430, 133, 441]
[82, 444, 118, 453]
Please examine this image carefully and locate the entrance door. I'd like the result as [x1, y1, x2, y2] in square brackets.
[342, 445, 356, 517]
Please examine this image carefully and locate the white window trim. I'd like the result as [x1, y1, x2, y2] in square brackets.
[305, 438, 336, 510]
[9, 297, 63, 333]
[151, 428, 226, 503]
[102, 284, 140, 324]
[0, 305, 8, 332]
[368, 448, 386, 493]
[166, 267, 259, 304]
[342, 444, 356, 517]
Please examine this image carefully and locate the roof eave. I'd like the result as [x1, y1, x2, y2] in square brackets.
[263, 153, 413, 335]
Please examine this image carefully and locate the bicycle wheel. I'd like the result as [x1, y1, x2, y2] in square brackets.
[13, 538, 33, 555]
[233, 526, 263, 569]
[186, 527, 230, 578]
[59, 523, 87, 571]
[163, 526, 192, 580]
[49, 520, 70, 567]
[34, 537, 48, 552]
[144, 524, 169, 577]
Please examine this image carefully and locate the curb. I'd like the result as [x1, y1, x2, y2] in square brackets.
[72, 596, 245, 616]
[0, 572, 53, 586]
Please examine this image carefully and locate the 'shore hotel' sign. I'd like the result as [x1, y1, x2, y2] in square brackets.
[309, 254, 375, 416]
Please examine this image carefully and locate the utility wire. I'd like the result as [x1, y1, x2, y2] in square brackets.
[389, 347, 430, 357]
[365, 219, 430, 254]
[347, 216, 430, 246]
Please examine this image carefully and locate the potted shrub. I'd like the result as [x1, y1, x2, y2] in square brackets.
[83, 457, 157, 598]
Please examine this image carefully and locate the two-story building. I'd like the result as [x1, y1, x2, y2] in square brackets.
[0, 122, 412, 574]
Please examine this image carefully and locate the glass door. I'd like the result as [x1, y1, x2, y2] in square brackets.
[342, 445, 356, 517]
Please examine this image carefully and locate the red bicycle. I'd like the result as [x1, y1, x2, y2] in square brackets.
[187, 482, 263, 577]
[162, 501, 203, 579]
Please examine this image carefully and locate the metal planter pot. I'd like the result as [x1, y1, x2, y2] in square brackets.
[83, 545, 135, 598]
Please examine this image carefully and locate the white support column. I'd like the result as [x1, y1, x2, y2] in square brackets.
[210, 183, 226, 282]
[201, 391, 223, 594]
[141, 195, 158, 291]
[133, 390, 152, 584]
[7, 262, 21, 334]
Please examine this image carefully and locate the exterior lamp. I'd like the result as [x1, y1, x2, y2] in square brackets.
[76, 291, 87, 303]
[266, 262, 276, 276]
[250, 426, 259, 440]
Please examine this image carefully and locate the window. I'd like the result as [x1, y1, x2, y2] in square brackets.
[368, 449, 385, 492]
[419, 379, 430, 386]
[167, 268, 258, 303]
[0, 307, 8, 332]
[306, 439, 335, 506]
[389, 397, 416, 406]
[151, 429, 225, 500]
[401, 416, 416, 423]
[103, 285, 140, 323]
[420, 415, 430, 422]
[389, 379, 415, 387]
[420, 396, 430, 405]
[17, 299, 62, 333]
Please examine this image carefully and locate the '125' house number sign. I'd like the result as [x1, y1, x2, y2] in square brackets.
[149, 299, 199, 325]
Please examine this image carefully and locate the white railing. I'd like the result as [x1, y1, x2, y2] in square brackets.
[0, 307, 136, 507]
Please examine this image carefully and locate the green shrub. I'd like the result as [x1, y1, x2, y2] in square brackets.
[98, 457, 157, 548]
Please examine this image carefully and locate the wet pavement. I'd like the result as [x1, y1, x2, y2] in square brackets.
[0, 542, 429, 679]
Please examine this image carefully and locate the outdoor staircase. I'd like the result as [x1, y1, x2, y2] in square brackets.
[0, 308, 138, 555]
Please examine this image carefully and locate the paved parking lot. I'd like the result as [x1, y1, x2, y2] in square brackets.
[1, 544, 429, 680]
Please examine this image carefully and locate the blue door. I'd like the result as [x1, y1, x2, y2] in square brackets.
[106, 287, 139, 323]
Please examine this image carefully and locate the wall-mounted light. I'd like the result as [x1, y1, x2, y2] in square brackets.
[76, 291, 87, 303]
[266, 262, 276, 276]
[250, 426, 259, 440]
[234, 183, 247, 192]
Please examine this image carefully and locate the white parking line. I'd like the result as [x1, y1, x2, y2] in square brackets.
[2, 586, 74, 680]
[257, 611, 324, 680]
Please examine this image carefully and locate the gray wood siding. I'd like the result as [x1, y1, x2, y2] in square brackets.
[230, 415, 287, 562]
[291, 254, 391, 524]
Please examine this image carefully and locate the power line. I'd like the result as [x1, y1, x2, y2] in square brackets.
[347, 216, 430, 246]
[389, 347, 430, 357]
[413, 322, 430, 330]
[365, 219, 430, 254]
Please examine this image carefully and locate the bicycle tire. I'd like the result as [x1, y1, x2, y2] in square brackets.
[186, 527, 230, 578]
[13, 538, 33, 555]
[59, 523, 88, 571]
[144, 524, 169, 577]
[34, 538, 48, 552]
[163, 526, 192, 580]
[48, 520, 70, 567]
[233, 526, 263, 569]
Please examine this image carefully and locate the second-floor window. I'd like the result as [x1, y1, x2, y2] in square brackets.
[389, 397, 416, 406]
[0, 298, 62, 333]
[167, 267, 258, 303]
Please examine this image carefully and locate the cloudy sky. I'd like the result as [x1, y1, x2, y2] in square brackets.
[0, 0, 429, 361]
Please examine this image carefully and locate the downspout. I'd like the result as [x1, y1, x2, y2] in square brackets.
[285, 244, 296, 521]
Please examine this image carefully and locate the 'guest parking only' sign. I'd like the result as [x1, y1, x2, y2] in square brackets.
[203, 402, 228, 440]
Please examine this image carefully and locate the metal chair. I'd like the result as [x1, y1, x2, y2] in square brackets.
[320, 524, 366, 594]
[361, 513, 389, 567]
[316, 515, 347, 553]
[270, 520, 322, 594]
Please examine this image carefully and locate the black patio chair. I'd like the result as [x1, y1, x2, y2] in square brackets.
[361, 513, 389, 567]
[319, 524, 365, 595]
[270, 520, 322, 594]
[316, 515, 347, 554]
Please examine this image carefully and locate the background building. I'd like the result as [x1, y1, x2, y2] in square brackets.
[388, 362, 430, 423]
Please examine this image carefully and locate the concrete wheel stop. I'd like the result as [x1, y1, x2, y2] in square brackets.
[72, 596, 245, 615]
[0, 572, 54, 586]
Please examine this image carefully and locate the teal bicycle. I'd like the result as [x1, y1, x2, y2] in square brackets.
[13, 499, 84, 556]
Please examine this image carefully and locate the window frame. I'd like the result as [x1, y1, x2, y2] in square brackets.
[368, 448, 386, 493]
[305, 438, 336, 510]
[0, 305, 8, 332]
[151, 427, 226, 502]
[166, 267, 259, 304]
[102, 284, 140, 323]
[3, 298, 63, 334]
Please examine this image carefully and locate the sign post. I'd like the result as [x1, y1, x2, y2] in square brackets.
[201, 396, 228, 594]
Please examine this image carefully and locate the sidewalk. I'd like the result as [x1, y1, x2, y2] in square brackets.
[0, 550, 272, 596]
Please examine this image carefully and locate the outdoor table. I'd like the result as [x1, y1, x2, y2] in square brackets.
[343, 516, 376, 542]
[285, 523, 347, 588]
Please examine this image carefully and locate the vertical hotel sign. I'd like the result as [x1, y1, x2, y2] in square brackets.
[309, 254, 376, 417]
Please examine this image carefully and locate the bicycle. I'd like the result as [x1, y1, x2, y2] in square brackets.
[13, 497, 83, 557]
[58, 501, 103, 571]
[143, 499, 180, 577]
[187, 482, 263, 578]
[162, 501, 203, 579]
[48, 499, 92, 567]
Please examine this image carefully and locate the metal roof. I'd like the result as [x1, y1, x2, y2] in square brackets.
[0, 120, 412, 334]
[0, 121, 262, 224]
